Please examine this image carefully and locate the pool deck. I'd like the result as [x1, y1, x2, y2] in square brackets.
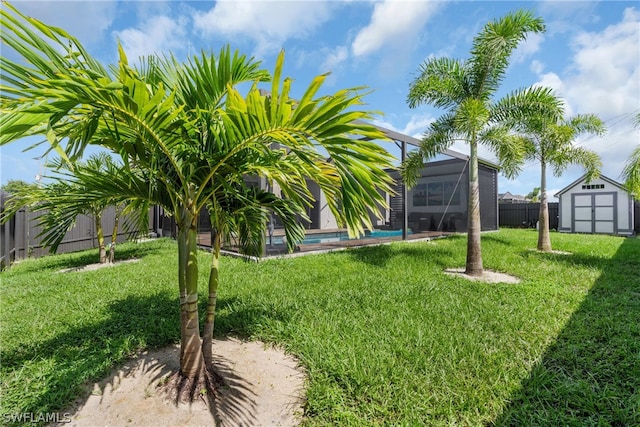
[196, 228, 454, 258]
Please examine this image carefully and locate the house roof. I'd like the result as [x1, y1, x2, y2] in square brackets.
[356, 120, 500, 170]
[499, 192, 526, 201]
[554, 173, 628, 198]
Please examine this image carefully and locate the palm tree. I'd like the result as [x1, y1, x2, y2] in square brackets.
[0, 152, 148, 264]
[1, 2, 394, 385]
[201, 184, 307, 368]
[0, 153, 143, 264]
[512, 110, 604, 251]
[44, 153, 136, 263]
[621, 113, 640, 197]
[403, 10, 562, 275]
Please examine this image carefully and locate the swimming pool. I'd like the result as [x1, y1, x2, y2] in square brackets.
[268, 229, 410, 246]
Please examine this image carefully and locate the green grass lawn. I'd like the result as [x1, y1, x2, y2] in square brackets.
[1, 229, 638, 426]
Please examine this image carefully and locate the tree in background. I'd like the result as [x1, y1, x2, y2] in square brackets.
[44, 154, 138, 264]
[526, 187, 540, 202]
[403, 10, 562, 276]
[621, 112, 640, 197]
[511, 105, 604, 252]
[1, 2, 394, 393]
[0, 180, 39, 194]
[0, 153, 145, 264]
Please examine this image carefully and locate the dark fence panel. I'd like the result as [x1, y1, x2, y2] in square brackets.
[499, 202, 559, 230]
[635, 200, 640, 233]
[1, 205, 157, 268]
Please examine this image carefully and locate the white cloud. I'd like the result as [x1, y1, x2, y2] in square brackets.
[530, 60, 545, 75]
[579, 121, 639, 182]
[373, 113, 436, 140]
[193, 1, 334, 56]
[351, 0, 442, 57]
[562, 7, 640, 117]
[320, 46, 349, 73]
[114, 15, 189, 62]
[530, 8, 640, 179]
[10, 0, 117, 45]
[532, 72, 575, 117]
[513, 33, 544, 64]
[401, 114, 436, 139]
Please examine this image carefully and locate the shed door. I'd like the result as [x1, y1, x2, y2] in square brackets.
[572, 192, 616, 234]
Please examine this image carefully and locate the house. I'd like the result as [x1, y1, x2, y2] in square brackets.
[386, 158, 499, 233]
[192, 121, 501, 251]
[555, 174, 635, 236]
[303, 122, 500, 234]
[498, 192, 528, 203]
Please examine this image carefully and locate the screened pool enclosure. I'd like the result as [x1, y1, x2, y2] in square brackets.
[159, 122, 499, 256]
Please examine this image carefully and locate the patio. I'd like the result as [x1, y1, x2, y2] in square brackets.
[196, 228, 454, 257]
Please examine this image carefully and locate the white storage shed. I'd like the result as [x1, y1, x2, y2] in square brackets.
[555, 174, 635, 236]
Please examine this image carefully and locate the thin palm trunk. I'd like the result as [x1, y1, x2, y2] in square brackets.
[202, 228, 220, 370]
[95, 211, 107, 264]
[466, 138, 483, 275]
[177, 220, 188, 366]
[180, 206, 204, 378]
[537, 160, 552, 251]
[108, 206, 120, 263]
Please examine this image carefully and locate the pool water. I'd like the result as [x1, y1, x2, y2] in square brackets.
[268, 229, 410, 246]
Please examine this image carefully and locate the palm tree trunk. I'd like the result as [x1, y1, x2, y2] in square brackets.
[108, 206, 120, 263]
[180, 208, 204, 378]
[95, 212, 107, 264]
[537, 160, 552, 251]
[202, 228, 220, 370]
[465, 139, 483, 276]
[177, 215, 188, 369]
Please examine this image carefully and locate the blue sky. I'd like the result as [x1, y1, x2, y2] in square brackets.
[1, 0, 639, 200]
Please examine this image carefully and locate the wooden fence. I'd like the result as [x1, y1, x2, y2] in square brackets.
[1, 203, 161, 268]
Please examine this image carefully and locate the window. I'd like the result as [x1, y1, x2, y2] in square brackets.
[581, 184, 605, 190]
[428, 182, 443, 206]
[413, 180, 461, 207]
[443, 181, 461, 205]
[413, 183, 427, 206]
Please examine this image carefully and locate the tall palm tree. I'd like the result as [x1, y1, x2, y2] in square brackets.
[512, 110, 604, 251]
[621, 113, 640, 197]
[1, 2, 394, 384]
[403, 10, 562, 275]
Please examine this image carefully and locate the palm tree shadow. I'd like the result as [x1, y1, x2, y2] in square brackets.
[9, 240, 164, 273]
[3, 290, 293, 427]
[491, 237, 640, 426]
[208, 341, 259, 426]
[344, 238, 458, 268]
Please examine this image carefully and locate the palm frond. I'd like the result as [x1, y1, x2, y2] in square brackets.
[492, 86, 564, 124]
[550, 146, 602, 179]
[470, 10, 545, 98]
[480, 125, 526, 178]
[407, 57, 469, 110]
[622, 145, 640, 197]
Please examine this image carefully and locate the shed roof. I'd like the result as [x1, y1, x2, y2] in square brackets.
[554, 173, 628, 198]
